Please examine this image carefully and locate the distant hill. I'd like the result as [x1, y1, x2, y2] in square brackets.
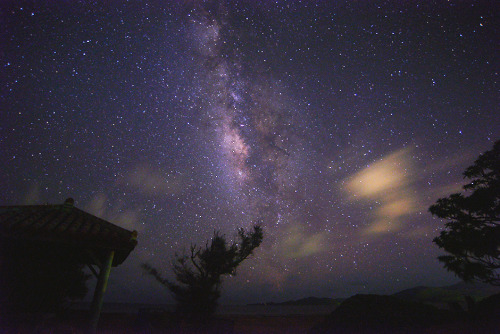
[252, 282, 500, 307]
[310, 293, 500, 334]
[392, 282, 500, 306]
[249, 296, 344, 306]
[444, 281, 500, 297]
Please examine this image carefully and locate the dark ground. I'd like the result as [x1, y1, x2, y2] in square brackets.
[2, 293, 499, 333]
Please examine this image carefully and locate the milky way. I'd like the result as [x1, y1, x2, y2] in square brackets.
[1, 0, 498, 303]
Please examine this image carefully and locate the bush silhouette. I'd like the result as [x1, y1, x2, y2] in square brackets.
[143, 224, 263, 322]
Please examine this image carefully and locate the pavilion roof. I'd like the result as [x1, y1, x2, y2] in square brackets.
[0, 198, 137, 267]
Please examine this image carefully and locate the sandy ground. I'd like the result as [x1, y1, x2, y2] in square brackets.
[222, 314, 326, 334]
[4, 312, 328, 334]
[6, 312, 499, 334]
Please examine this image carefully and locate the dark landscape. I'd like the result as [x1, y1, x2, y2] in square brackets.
[3, 282, 499, 333]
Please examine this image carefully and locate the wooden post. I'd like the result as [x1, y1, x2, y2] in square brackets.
[89, 250, 114, 333]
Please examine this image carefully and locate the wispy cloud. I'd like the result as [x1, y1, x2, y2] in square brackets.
[279, 224, 327, 259]
[23, 183, 41, 204]
[85, 193, 144, 233]
[120, 163, 187, 196]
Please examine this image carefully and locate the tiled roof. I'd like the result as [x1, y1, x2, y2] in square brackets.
[0, 198, 138, 267]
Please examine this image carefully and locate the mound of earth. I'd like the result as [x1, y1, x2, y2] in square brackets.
[309, 294, 452, 333]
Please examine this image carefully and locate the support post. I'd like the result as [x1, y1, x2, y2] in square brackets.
[89, 250, 114, 333]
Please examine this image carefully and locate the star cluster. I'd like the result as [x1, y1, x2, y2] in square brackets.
[1, 1, 498, 304]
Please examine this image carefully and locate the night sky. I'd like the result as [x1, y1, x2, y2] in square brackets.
[1, 1, 498, 304]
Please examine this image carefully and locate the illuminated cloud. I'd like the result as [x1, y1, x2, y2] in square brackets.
[340, 144, 481, 238]
[345, 148, 418, 235]
[379, 198, 414, 217]
[347, 149, 410, 198]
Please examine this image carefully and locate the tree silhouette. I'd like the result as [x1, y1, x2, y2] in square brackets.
[142, 224, 263, 320]
[430, 140, 500, 285]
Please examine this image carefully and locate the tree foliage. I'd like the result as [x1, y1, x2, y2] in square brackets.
[430, 140, 500, 285]
[142, 224, 263, 319]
